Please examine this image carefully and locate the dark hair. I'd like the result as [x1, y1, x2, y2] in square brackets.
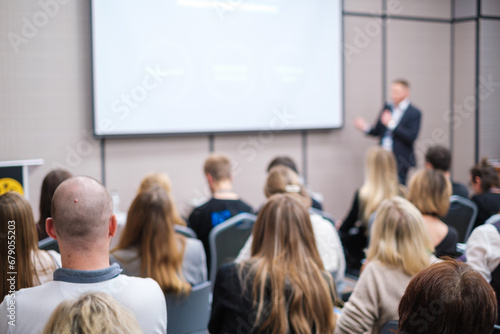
[38, 169, 73, 240]
[393, 79, 410, 89]
[267, 156, 298, 174]
[470, 158, 500, 193]
[425, 146, 451, 172]
[399, 259, 497, 334]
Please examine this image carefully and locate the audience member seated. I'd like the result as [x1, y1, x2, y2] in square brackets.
[0, 176, 166, 334]
[425, 145, 468, 198]
[399, 260, 497, 334]
[42, 292, 143, 334]
[236, 165, 345, 282]
[470, 158, 500, 230]
[466, 213, 500, 323]
[188, 153, 253, 269]
[335, 197, 436, 334]
[409, 169, 458, 258]
[111, 186, 207, 292]
[339, 146, 405, 269]
[138, 172, 186, 226]
[209, 194, 338, 334]
[0, 192, 61, 301]
[267, 155, 323, 210]
[36, 169, 73, 240]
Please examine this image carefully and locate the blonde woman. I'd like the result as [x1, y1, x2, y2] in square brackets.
[0, 191, 61, 301]
[43, 292, 143, 334]
[335, 197, 436, 334]
[210, 194, 337, 334]
[339, 146, 403, 269]
[408, 169, 458, 258]
[111, 186, 206, 294]
[236, 165, 345, 282]
[138, 172, 186, 226]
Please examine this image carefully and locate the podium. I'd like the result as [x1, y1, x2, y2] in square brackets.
[0, 159, 44, 200]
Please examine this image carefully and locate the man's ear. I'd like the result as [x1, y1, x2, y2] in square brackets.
[475, 176, 482, 186]
[109, 214, 118, 237]
[46, 218, 57, 240]
[206, 173, 213, 184]
[425, 162, 433, 170]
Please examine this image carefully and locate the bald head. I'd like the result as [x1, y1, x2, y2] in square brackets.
[51, 176, 113, 246]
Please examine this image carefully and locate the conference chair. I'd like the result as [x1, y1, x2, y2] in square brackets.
[208, 213, 257, 284]
[174, 224, 197, 239]
[441, 195, 478, 244]
[38, 237, 59, 252]
[493, 324, 500, 334]
[165, 281, 211, 334]
[379, 320, 398, 334]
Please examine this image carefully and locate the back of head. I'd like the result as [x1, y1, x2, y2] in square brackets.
[367, 197, 433, 276]
[51, 176, 112, 249]
[204, 153, 232, 182]
[0, 192, 38, 299]
[408, 169, 452, 217]
[399, 260, 497, 334]
[266, 156, 298, 174]
[470, 157, 500, 193]
[39, 169, 73, 226]
[42, 292, 143, 334]
[425, 146, 451, 172]
[115, 186, 189, 294]
[138, 173, 172, 194]
[248, 193, 335, 334]
[264, 165, 311, 208]
[359, 147, 399, 223]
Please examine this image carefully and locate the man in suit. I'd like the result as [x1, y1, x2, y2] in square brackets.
[354, 79, 421, 185]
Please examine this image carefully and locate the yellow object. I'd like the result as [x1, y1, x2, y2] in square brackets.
[0, 178, 24, 195]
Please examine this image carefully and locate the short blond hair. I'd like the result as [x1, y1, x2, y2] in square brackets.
[408, 169, 451, 217]
[42, 292, 143, 334]
[204, 154, 232, 181]
[367, 197, 433, 276]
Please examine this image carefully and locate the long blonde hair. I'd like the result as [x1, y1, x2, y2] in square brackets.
[408, 169, 452, 217]
[0, 192, 55, 300]
[359, 147, 400, 224]
[367, 197, 433, 276]
[112, 186, 190, 294]
[242, 194, 336, 334]
[138, 173, 186, 226]
[42, 292, 143, 334]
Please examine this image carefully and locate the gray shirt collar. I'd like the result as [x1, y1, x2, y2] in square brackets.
[53, 263, 123, 283]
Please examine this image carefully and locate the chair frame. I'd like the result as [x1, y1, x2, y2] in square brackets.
[174, 224, 197, 238]
[208, 212, 257, 284]
[445, 195, 478, 243]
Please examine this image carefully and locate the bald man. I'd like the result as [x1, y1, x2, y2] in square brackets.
[0, 176, 167, 334]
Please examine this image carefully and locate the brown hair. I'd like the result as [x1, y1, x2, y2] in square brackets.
[37, 169, 73, 240]
[408, 169, 451, 217]
[204, 153, 232, 182]
[0, 192, 55, 300]
[137, 173, 186, 226]
[243, 194, 336, 334]
[264, 165, 311, 208]
[470, 157, 500, 193]
[113, 186, 190, 294]
[399, 259, 497, 334]
[393, 79, 410, 88]
[42, 292, 143, 334]
[425, 146, 451, 172]
[267, 156, 298, 174]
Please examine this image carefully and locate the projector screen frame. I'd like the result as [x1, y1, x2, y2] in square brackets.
[90, 0, 345, 139]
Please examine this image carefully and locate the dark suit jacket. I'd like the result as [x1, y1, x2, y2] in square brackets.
[367, 103, 422, 169]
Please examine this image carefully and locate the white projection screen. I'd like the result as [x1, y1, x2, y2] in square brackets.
[91, 0, 343, 136]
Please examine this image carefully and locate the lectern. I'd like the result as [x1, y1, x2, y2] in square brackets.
[0, 159, 44, 200]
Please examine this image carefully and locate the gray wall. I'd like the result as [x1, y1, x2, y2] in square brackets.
[1, 0, 498, 222]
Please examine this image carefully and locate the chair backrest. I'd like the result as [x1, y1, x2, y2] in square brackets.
[379, 320, 398, 334]
[441, 195, 478, 243]
[174, 225, 197, 238]
[38, 237, 59, 252]
[165, 281, 211, 334]
[208, 213, 257, 284]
